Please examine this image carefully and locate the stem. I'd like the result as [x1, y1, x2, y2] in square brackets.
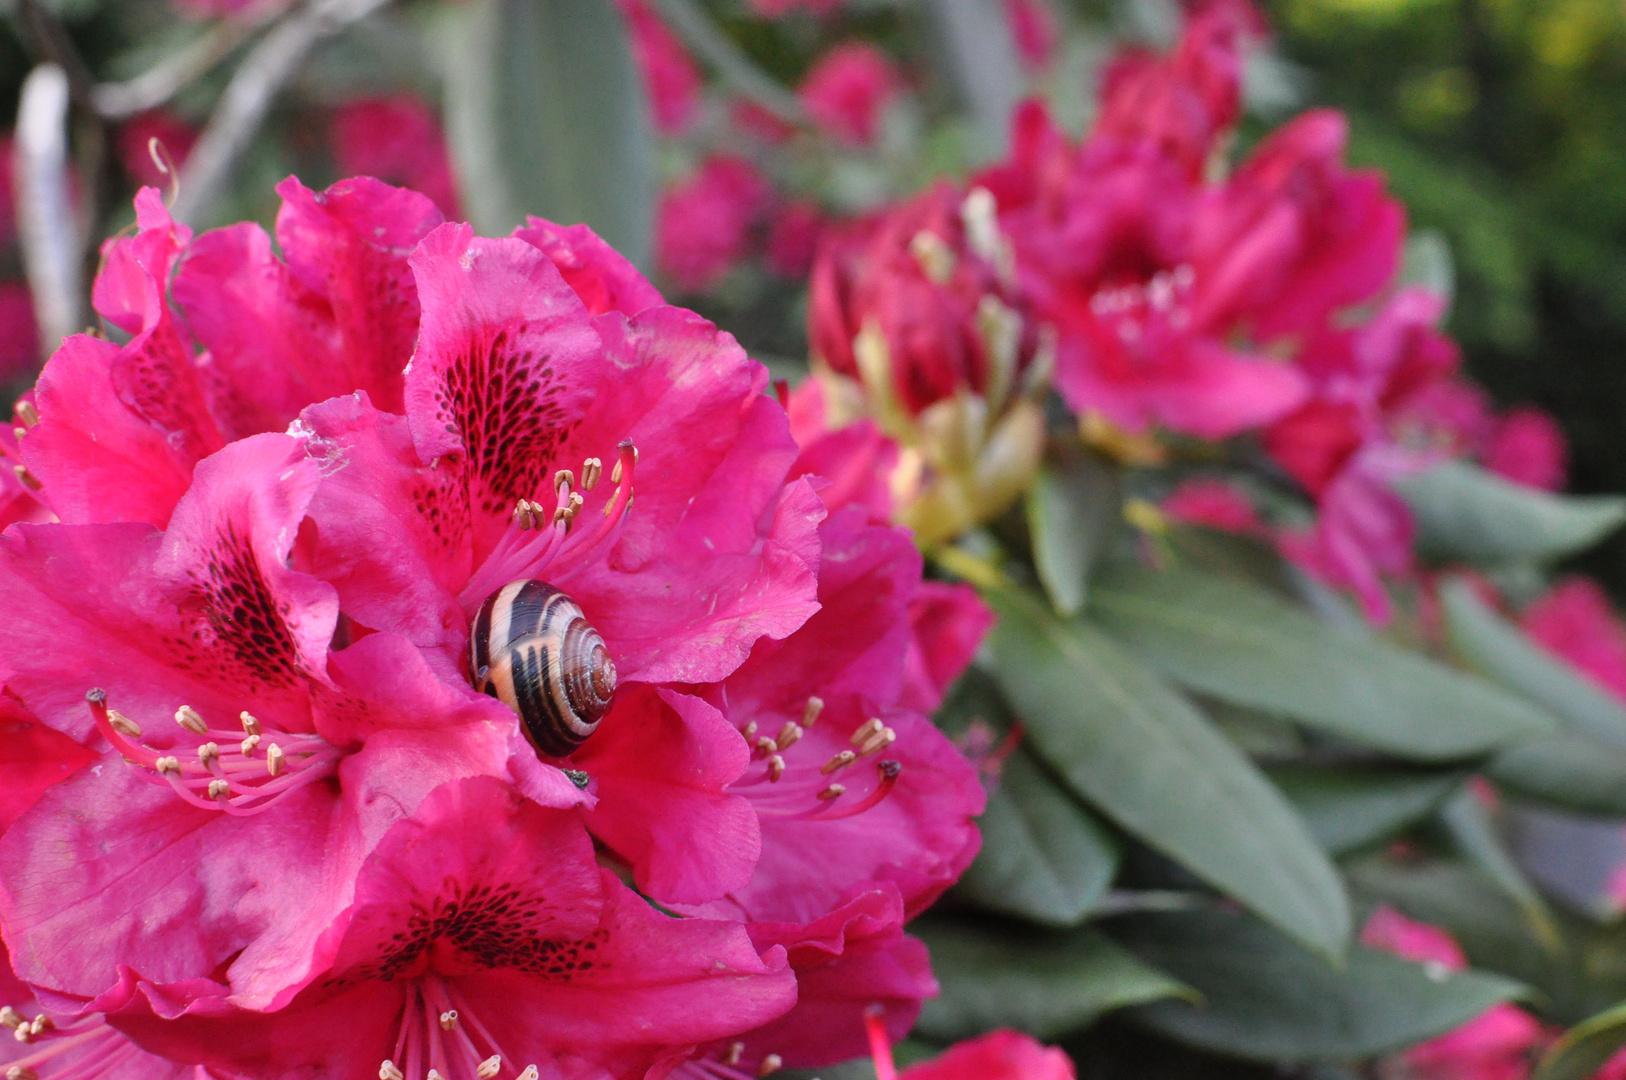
[14, 63, 84, 362]
[92, 7, 287, 121]
[647, 0, 808, 127]
[171, 0, 394, 225]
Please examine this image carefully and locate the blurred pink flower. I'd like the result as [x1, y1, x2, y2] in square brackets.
[1279, 451, 1414, 624]
[900, 1029, 1076, 1080]
[799, 42, 902, 147]
[750, 0, 844, 16]
[115, 111, 197, 189]
[329, 96, 461, 217]
[766, 199, 825, 278]
[168, 0, 274, 17]
[1006, 0, 1060, 71]
[656, 155, 772, 291]
[1486, 406, 1567, 492]
[0, 281, 38, 382]
[1162, 477, 1265, 534]
[619, 0, 704, 135]
[1523, 577, 1626, 703]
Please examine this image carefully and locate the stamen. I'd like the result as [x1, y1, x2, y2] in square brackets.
[756, 1056, 782, 1078]
[154, 756, 180, 776]
[14, 401, 39, 428]
[105, 710, 141, 738]
[380, 1063, 405, 1080]
[477, 1057, 501, 1079]
[175, 705, 207, 735]
[865, 1004, 898, 1080]
[266, 744, 284, 777]
[580, 458, 601, 491]
[724, 1043, 744, 1067]
[241, 734, 261, 755]
[0, 1007, 21, 1029]
[208, 779, 229, 799]
[742, 722, 758, 742]
[856, 726, 897, 758]
[197, 742, 219, 766]
[821, 750, 856, 774]
[13, 465, 40, 491]
[240, 711, 261, 737]
[774, 722, 802, 751]
[438, 1011, 457, 1032]
[802, 697, 823, 727]
[554, 469, 574, 493]
[851, 718, 885, 747]
[753, 737, 777, 758]
[766, 755, 785, 782]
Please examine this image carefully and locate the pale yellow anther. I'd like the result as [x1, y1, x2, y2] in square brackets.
[632, 445, 640, 463]
[477, 1056, 502, 1079]
[27, 1017, 50, 1037]
[581, 458, 602, 491]
[802, 696, 824, 727]
[758, 1053, 783, 1077]
[266, 744, 285, 777]
[9, 1063, 40, 1080]
[12, 1026, 30, 1043]
[12, 465, 39, 492]
[611, 460, 623, 485]
[857, 727, 897, 758]
[818, 784, 846, 802]
[0, 1006, 22, 1029]
[208, 779, 230, 799]
[724, 1042, 745, 1066]
[197, 742, 220, 766]
[239, 711, 261, 737]
[12, 427, 24, 442]
[438, 1009, 458, 1031]
[742, 721, 758, 742]
[754, 736, 778, 758]
[14, 401, 40, 428]
[518, 1067, 541, 1080]
[176, 705, 207, 735]
[427, 1071, 444, 1080]
[851, 718, 885, 747]
[775, 722, 803, 751]
[821, 750, 856, 775]
[155, 756, 181, 776]
[555, 469, 575, 493]
[241, 734, 261, 755]
[767, 755, 786, 782]
[107, 710, 142, 738]
[378, 1061, 404, 1080]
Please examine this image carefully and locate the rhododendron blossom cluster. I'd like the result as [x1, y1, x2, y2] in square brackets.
[0, 173, 986, 1079]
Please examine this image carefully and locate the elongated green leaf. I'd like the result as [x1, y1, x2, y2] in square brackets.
[1397, 461, 1626, 564]
[1441, 787, 1562, 951]
[1119, 909, 1526, 1064]
[955, 747, 1119, 926]
[1027, 455, 1119, 616]
[1269, 765, 1463, 856]
[987, 587, 1350, 959]
[1442, 578, 1626, 747]
[1092, 562, 1557, 760]
[1535, 1000, 1626, 1080]
[1488, 737, 1626, 816]
[444, 0, 655, 263]
[913, 917, 1191, 1041]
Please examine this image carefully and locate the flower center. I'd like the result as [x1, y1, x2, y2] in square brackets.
[0, 1003, 141, 1080]
[1089, 264, 1196, 370]
[457, 440, 639, 617]
[85, 690, 340, 816]
[378, 975, 536, 1080]
[730, 698, 904, 821]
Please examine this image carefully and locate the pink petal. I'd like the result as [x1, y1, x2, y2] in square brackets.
[899, 580, 995, 715]
[901, 1030, 1077, 1080]
[513, 215, 665, 317]
[0, 694, 94, 833]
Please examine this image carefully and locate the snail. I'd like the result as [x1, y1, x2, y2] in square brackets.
[468, 580, 617, 757]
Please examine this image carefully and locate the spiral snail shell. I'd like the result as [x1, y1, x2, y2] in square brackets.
[469, 580, 617, 757]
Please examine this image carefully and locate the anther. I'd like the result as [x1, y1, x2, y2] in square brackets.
[742, 721, 758, 742]
[767, 755, 786, 782]
[438, 1010, 458, 1031]
[240, 711, 261, 737]
[241, 733, 260, 755]
[555, 469, 575, 493]
[724, 1042, 745, 1067]
[379, 1062, 405, 1080]
[758, 1054, 783, 1077]
[822, 750, 856, 775]
[0, 1007, 21, 1029]
[818, 784, 846, 802]
[851, 718, 885, 747]
[198, 742, 220, 766]
[27, 1017, 50, 1037]
[266, 744, 285, 777]
[518, 1068, 540, 1080]
[155, 756, 181, 775]
[581, 458, 602, 491]
[107, 710, 142, 738]
[477, 1057, 502, 1079]
[176, 705, 207, 735]
[611, 460, 623, 485]
[802, 696, 824, 727]
[428, 1071, 444, 1080]
[775, 722, 803, 751]
[12, 465, 39, 491]
[754, 736, 778, 758]
[856, 726, 897, 758]
[9, 1065, 39, 1080]
[208, 779, 230, 799]
[14, 401, 39, 428]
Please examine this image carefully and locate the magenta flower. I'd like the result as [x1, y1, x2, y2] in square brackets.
[0, 695, 92, 835]
[329, 96, 462, 218]
[765, 200, 825, 279]
[1006, 0, 1059, 72]
[1161, 477, 1266, 536]
[1523, 578, 1626, 703]
[619, 0, 705, 136]
[799, 43, 902, 148]
[1486, 407, 1567, 492]
[656, 156, 773, 293]
[0, 282, 36, 383]
[898, 1029, 1076, 1080]
[99, 778, 797, 1080]
[749, 0, 844, 17]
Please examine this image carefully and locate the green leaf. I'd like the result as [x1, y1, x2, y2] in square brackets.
[1441, 578, 1626, 747]
[1487, 737, 1626, 816]
[1535, 1000, 1626, 1080]
[1092, 561, 1557, 760]
[913, 916, 1192, 1041]
[1396, 461, 1626, 564]
[443, 0, 655, 263]
[1027, 454, 1120, 617]
[1269, 765, 1463, 856]
[1441, 786, 1563, 952]
[986, 586, 1351, 959]
[1118, 909, 1527, 1064]
[955, 747, 1120, 927]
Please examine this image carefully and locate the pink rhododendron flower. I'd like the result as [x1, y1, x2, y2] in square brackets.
[1523, 578, 1626, 703]
[800, 43, 902, 147]
[1362, 908, 1545, 1080]
[1162, 477, 1265, 534]
[0, 694, 93, 833]
[766, 200, 825, 279]
[656, 155, 773, 292]
[1486, 406, 1567, 492]
[0, 281, 37, 381]
[101, 778, 798, 1080]
[116, 110, 198, 189]
[1279, 451, 1414, 623]
[619, 0, 704, 136]
[329, 96, 462, 218]
[899, 1029, 1076, 1080]
[1006, 0, 1059, 72]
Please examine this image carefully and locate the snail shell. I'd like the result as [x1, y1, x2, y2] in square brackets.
[469, 580, 616, 757]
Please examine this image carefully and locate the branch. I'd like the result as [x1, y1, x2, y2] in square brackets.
[93, 13, 274, 121]
[14, 64, 84, 362]
[170, 0, 393, 225]
[648, 0, 808, 127]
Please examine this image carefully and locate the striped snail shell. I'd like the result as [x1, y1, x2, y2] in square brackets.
[469, 580, 617, 758]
